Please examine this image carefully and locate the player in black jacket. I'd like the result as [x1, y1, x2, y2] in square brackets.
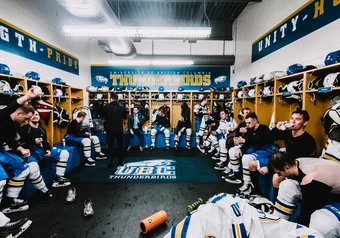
[0, 87, 40, 235]
[65, 111, 106, 167]
[19, 110, 71, 189]
[225, 113, 279, 198]
[174, 102, 192, 150]
[150, 109, 170, 150]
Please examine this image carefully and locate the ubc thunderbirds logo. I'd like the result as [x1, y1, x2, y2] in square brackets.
[110, 160, 176, 180]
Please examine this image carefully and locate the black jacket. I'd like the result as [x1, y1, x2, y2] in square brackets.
[0, 100, 22, 150]
[241, 124, 273, 152]
[154, 115, 170, 128]
[19, 124, 50, 152]
[159, 105, 170, 120]
[102, 101, 125, 132]
[67, 120, 89, 138]
[128, 114, 144, 130]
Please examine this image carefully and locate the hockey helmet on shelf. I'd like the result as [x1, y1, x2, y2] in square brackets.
[52, 77, 64, 85]
[0, 64, 10, 75]
[86, 86, 97, 92]
[254, 75, 264, 84]
[286, 64, 304, 75]
[325, 50, 340, 66]
[25, 71, 40, 80]
[237, 80, 247, 88]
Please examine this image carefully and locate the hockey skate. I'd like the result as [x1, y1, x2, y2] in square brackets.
[85, 158, 96, 167]
[224, 169, 242, 184]
[0, 218, 32, 238]
[237, 183, 254, 200]
[197, 145, 205, 153]
[214, 161, 226, 170]
[52, 175, 71, 188]
[2, 199, 29, 214]
[96, 152, 107, 160]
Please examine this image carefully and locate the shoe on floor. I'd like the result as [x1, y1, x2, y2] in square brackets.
[96, 152, 107, 160]
[66, 187, 76, 203]
[83, 199, 94, 217]
[126, 146, 131, 152]
[85, 158, 96, 167]
[166, 146, 170, 150]
[139, 147, 143, 152]
[186, 145, 190, 150]
[150, 145, 155, 150]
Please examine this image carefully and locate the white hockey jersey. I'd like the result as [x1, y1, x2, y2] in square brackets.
[164, 193, 322, 238]
[321, 138, 340, 164]
[216, 118, 238, 138]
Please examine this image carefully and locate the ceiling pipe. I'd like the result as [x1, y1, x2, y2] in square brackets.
[56, 0, 136, 57]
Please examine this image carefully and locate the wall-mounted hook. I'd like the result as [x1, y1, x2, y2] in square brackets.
[278, 95, 282, 103]
[310, 93, 316, 102]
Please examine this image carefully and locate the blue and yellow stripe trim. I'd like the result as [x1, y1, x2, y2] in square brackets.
[274, 199, 296, 216]
[171, 215, 191, 238]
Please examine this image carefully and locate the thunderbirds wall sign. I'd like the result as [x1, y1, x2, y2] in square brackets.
[252, 0, 340, 62]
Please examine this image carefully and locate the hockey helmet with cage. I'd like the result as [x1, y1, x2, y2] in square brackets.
[321, 101, 340, 142]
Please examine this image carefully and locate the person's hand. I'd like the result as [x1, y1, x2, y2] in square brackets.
[259, 167, 268, 175]
[136, 118, 140, 124]
[130, 129, 134, 135]
[276, 121, 287, 130]
[35, 138, 43, 145]
[236, 149, 242, 158]
[211, 131, 217, 136]
[160, 127, 165, 132]
[180, 127, 185, 133]
[26, 87, 42, 99]
[89, 136, 94, 141]
[21, 148, 30, 157]
[239, 127, 247, 133]
[45, 150, 51, 157]
[237, 137, 245, 144]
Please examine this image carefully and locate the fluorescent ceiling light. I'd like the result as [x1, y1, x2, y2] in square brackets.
[62, 26, 211, 39]
[152, 60, 194, 66]
[108, 60, 151, 66]
[107, 59, 194, 66]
